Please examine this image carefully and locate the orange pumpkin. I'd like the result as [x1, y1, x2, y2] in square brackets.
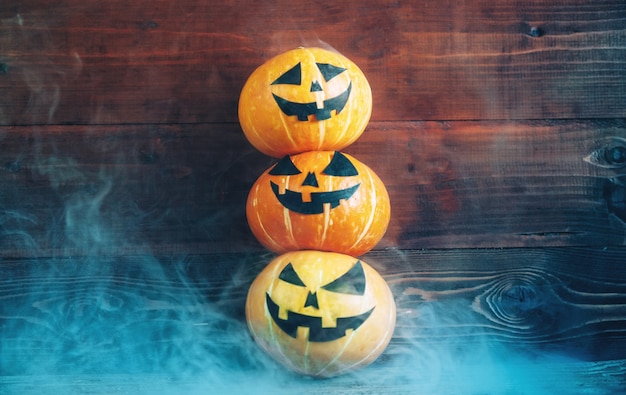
[246, 250, 396, 377]
[246, 151, 390, 256]
[238, 47, 372, 158]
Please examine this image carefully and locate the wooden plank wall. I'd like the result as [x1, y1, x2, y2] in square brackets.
[1, 0, 625, 392]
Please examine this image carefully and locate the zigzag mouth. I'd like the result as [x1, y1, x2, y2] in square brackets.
[270, 182, 360, 215]
[272, 82, 352, 121]
[266, 293, 374, 342]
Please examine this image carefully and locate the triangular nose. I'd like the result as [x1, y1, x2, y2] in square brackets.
[310, 80, 323, 92]
[304, 291, 319, 309]
[301, 172, 319, 187]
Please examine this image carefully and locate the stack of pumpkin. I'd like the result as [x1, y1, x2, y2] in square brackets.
[238, 47, 396, 378]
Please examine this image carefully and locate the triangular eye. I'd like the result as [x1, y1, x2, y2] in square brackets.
[271, 63, 301, 85]
[278, 263, 306, 287]
[316, 63, 346, 82]
[269, 156, 302, 176]
[321, 260, 366, 295]
[322, 152, 358, 176]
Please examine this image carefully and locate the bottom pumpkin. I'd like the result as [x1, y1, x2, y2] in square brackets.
[245, 250, 396, 377]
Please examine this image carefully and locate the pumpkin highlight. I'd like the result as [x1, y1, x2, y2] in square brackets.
[246, 151, 390, 256]
[246, 250, 396, 377]
[238, 47, 372, 157]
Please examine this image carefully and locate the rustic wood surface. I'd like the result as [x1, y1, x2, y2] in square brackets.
[1, 120, 626, 257]
[0, 0, 625, 125]
[0, 0, 625, 392]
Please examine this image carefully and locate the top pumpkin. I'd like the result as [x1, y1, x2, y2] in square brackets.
[238, 47, 372, 158]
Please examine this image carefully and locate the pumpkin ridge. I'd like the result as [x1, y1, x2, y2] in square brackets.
[267, 260, 300, 373]
[303, 335, 312, 373]
[310, 49, 326, 150]
[354, 287, 397, 364]
[283, 207, 297, 250]
[317, 117, 326, 150]
[318, 173, 333, 248]
[250, 183, 283, 252]
[248, 118, 275, 154]
[283, 175, 298, 249]
[318, 323, 358, 377]
[278, 111, 299, 154]
[348, 166, 378, 253]
[322, 278, 395, 376]
[332, 56, 353, 149]
[335, 102, 351, 149]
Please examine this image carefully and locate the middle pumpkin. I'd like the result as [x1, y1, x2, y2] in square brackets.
[246, 151, 390, 256]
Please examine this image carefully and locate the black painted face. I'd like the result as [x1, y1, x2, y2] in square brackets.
[268, 152, 361, 215]
[265, 260, 374, 342]
[271, 62, 352, 121]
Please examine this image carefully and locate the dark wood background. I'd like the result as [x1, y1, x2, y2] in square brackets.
[0, 0, 625, 392]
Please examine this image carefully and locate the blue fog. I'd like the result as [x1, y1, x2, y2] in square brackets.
[0, 142, 621, 395]
[0, 253, 618, 395]
[0, 126, 622, 395]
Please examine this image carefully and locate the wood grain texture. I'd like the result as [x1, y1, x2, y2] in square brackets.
[1, 120, 625, 257]
[0, 0, 624, 125]
[0, 249, 624, 392]
[1, 0, 625, 391]
[369, 247, 626, 358]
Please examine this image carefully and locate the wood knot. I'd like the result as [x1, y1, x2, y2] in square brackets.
[528, 26, 544, 38]
[503, 284, 537, 307]
[584, 136, 626, 169]
[492, 282, 542, 322]
[475, 270, 556, 334]
[605, 145, 626, 166]
[520, 22, 544, 38]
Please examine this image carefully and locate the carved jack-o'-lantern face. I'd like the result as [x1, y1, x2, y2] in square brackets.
[271, 60, 351, 122]
[246, 151, 390, 256]
[246, 250, 396, 377]
[266, 259, 372, 342]
[268, 151, 360, 215]
[238, 47, 372, 157]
